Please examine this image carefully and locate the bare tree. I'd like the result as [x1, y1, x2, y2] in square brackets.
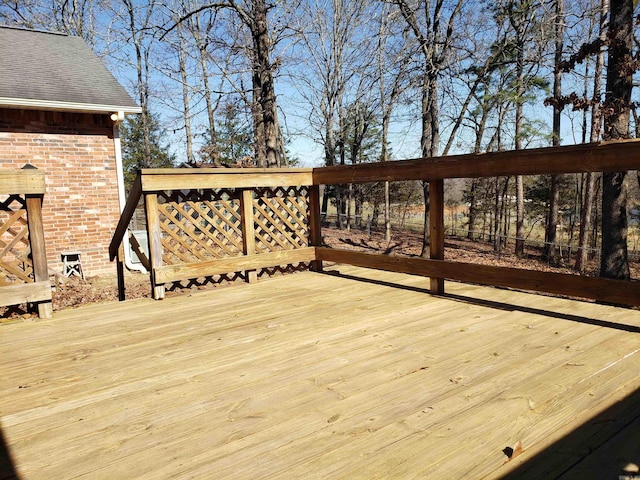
[107, 0, 161, 167]
[290, 0, 376, 220]
[376, 4, 413, 241]
[575, 0, 608, 273]
[176, 20, 196, 165]
[0, 0, 97, 45]
[600, 0, 633, 280]
[227, 0, 279, 167]
[190, 8, 221, 163]
[544, 0, 564, 263]
[164, 0, 289, 168]
[391, 0, 464, 257]
[508, 0, 538, 255]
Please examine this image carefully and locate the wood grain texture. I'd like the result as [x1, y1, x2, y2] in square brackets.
[240, 189, 257, 283]
[308, 184, 323, 272]
[141, 167, 314, 175]
[144, 193, 164, 300]
[2, 267, 640, 479]
[25, 194, 52, 318]
[140, 170, 313, 191]
[154, 247, 316, 284]
[312, 140, 640, 185]
[0, 170, 46, 195]
[109, 174, 142, 260]
[429, 180, 445, 293]
[0, 280, 51, 305]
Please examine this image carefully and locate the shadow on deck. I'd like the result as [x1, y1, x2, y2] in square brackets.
[0, 423, 19, 480]
[327, 270, 640, 334]
[500, 384, 640, 479]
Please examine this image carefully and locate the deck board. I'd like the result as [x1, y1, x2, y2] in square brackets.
[2, 266, 640, 479]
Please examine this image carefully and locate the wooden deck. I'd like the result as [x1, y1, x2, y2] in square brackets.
[2, 266, 640, 479]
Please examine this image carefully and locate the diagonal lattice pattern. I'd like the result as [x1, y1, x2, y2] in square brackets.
[252, 186, 310, 253]
[0, 195, 33, 285]
[157, 189, 243, 265]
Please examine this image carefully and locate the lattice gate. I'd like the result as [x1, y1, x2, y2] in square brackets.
[253, 186, 310, 253]
[156, 189, 244, 266]
[151, 186, 312, 289]
[0, 195, 34, 285]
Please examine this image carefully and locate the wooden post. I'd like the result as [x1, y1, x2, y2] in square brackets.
[308, 184, 323, 272]
[240, 189, 258, 283]
[25, 194, 53, 318]
[144, 193, 165, 299]
[116, 244, 126, 301]
[429, 180, 445, 294]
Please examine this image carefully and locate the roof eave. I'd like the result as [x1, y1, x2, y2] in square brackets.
[0, 97, 142, 115]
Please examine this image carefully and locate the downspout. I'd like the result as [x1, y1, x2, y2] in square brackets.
[112, 111, 147, 273]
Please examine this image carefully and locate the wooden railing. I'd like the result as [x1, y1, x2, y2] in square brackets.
[110, 140, 640, 307]
[0, 168, 52, 318]
[109, 168, 320, 300]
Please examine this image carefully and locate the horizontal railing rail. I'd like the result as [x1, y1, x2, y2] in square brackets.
[110, 140, 640, 307]
[312, 139, 640, 184]
[315, 248, 639, 307]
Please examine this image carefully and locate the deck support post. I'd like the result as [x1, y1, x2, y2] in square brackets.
[116, 244, 126, 301]
[25, 193, 52, 318]
[429, 179, 445, 294]
[145, 193, 165, 299]
[240, 189, 258, 283]
[308, 184, 323, 272]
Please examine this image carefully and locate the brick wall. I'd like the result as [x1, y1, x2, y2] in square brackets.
[0, 108, 122, 277]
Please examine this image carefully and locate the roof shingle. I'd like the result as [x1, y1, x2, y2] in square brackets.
[0, 26, 140, 113]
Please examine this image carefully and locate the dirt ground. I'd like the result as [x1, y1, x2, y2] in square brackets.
[2, 227, 638, 321]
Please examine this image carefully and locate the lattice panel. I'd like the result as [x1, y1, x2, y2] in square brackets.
[253, 186, 310, 253]
[157, 189, 243, 265]
[0, 195, 33, 285]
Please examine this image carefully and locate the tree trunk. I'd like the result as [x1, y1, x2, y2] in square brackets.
[468, 97, 492, 239]
[577, 173, 596, 271]
[381, 113, 392, 242]
[600, 0, 632, 280]
[251, 85, 266, 167]
[467, 179, 478, 240]
[545, 0, 564, 263]
[493, 178, 500, 251]
[391, 0, 459, 258]
[420, 73, 439, 258]
[514, 175, 524, 254]
[177, 22, 194, 165]
[545, 176, 560, 261]
[376, 4, 412, 243]
[251, 0, 278, 168]
[194, 14, 218, 163]
[125, 0, 152, 167]
[274, 113, 288, 166]
[321, 189, 329, 225]
[514, 43, 525, 256]
[576, 0, 608, 273]
[601, 172, 629, 278]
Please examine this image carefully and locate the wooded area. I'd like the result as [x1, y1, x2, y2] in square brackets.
[2, 0, 639, 279]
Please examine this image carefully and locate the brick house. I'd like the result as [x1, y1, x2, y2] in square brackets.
[0, 26, 141, 276]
